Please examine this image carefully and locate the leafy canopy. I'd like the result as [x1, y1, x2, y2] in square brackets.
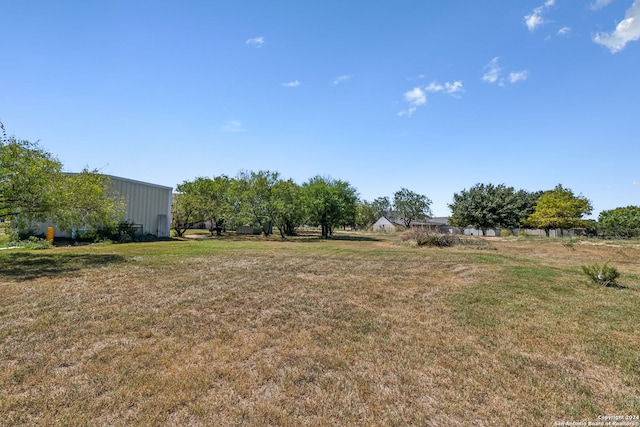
[598, 205, 640, 238]
[522, 184, 592, 232]
[393, 188, 432, 227]
[0, 126, 63, 221]
[301, 176, 358, 238]
[449, 183, 539, 233]
[1, 122, 126, 233]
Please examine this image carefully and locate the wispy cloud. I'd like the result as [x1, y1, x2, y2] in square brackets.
[245, 37, 264, 48]
[425, 81, 464, 97]
[398, 80, 463, 117]
[557, 26, 572, 36]
[633, 181, 640, 185]
[282, 80, 301, 87]
[222, 120, 246, 133]
[593, 0, 640, 53]
[397, 87, 426, 117]
[333, 75, 351, 85]
[509, 71, 529, 83]
[482, 58, 529, 86]
[482, 57, 502, 84]
[524, 0, 556, 32]
[591, 0, 613, 10]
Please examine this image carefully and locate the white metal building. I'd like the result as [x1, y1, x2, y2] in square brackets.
[39, 174, 172, 238]
[109, 175, 172, 237]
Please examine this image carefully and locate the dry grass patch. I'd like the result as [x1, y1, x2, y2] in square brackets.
[1, 234, 639, 425]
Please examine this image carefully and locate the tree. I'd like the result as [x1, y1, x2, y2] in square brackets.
[522, 184, 592, 236]
[171, 192, 198, 237]
[449, 183, 539, 235]
[272, 179, 303, 237]
[53, 169, 126, 233]
[0, 123, 63, 221]
[234, 170, 281, 236]
[356, 200, 378, 230]
[1, 123, 126, 237]
[371, 196, 393, 218]
[178, 176, 232, 236]
[301, 176, 358, 238]
[393, 188, 432, 227]
[598, 206, 640, 238]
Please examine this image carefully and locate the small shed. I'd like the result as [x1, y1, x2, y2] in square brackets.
[372, 216, 398, 232]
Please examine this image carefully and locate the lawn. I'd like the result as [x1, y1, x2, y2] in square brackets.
[1, 233, 639, 426]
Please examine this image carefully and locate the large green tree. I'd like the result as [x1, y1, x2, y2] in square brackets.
[449, 183, 539, 235]
[393, 188, 432, 227]
[598, 205, 640, 238]
[234, 170, 281, 236]
[1, 123, 126, 236]
[53, 169, 126, 233]
[272, 178, 303, 237]
[522, 184, 592, 236]
[171, 192, 198, 237]
[371, 196, 393, 219]
[177, 176, 232, 236]
[0, 125, 63, 221]
[301, 176, 358, 238]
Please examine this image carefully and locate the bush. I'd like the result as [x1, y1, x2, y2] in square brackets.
[563, 237, 580, 250]
[400, 229, 491, 249]
[500, 229, 514, 238]
[581, 262, 620, 287]
[8, 235, 52, 250]
[417, 233, 459, 247]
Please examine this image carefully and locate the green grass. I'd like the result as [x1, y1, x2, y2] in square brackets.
[1, 232, 639, 426]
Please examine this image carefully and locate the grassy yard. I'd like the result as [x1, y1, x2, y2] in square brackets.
[1, 233, 639, 426]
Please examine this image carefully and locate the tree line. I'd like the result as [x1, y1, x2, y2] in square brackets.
[2, 122, 639, 240]
[172, 173, 436, 239]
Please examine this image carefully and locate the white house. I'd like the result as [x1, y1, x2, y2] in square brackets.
[372, 216, 397, 232]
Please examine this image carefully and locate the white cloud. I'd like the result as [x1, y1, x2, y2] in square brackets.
[333, 75, 350, 85]
[482, 58, 529, 86]
[633, 181, 640, 185]
[282, 80, 301, 87]
[425, 80, 464, 96]
[397, 108, 417, 117]
[591, 0, 613, 10]
[593, 1, 640, 53]
[222, 120, 246, 133]
[524, 0, 556, 32]
[482, 57, 501, 83]
[404, 87, 426, 106]
[509, 70, 529, 83]
[245, 37, 264, 48]
[398, 87, 426, 117]
[558, 26, 572, 36]
[525, 9, 545, 32]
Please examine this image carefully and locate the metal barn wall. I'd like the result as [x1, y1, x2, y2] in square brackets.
[37, 175, 172, 238]
[109, 176, 172, 237]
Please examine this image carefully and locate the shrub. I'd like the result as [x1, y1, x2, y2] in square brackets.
[8, 235, 53, 250]
[563, 237, 580, 250]
[400, 229, 492, 249]
[581, 262, 620, 287]
[500, 229, 514, 238]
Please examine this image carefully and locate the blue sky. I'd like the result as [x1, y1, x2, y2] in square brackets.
[2, 0, 639, 217]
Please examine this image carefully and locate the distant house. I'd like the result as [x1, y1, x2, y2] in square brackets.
[372, 216, 459, 234]
[372, 216, 398, 232]
[39, 174, 172, 238]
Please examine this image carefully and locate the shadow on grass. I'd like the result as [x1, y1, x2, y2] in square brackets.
[0, 252, 127, 281]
